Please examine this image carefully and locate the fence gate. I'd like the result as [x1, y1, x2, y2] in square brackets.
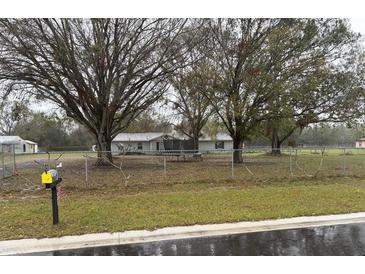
[1, 144, 16, 179]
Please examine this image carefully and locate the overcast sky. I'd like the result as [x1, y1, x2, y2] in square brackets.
[351, 18, 365, 43]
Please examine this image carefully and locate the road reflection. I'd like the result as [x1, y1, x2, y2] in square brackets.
[32, 222, 365, 256]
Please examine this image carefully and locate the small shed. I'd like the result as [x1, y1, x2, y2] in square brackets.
[0, 136, 38, 154]
[356, 138, 365, 148]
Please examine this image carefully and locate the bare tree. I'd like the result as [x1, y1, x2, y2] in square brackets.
[0, 18, 192, 163]
[169, 62, 215, 150]
[165, 19, 214, 150]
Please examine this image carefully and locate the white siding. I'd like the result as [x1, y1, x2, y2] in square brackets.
[111, 143, 119, 153]
[111, 141, 150, 153]
[199, 141, 233, 152]
[25, 143, 37, 153]
[1, 139, 38, 154]
[224, 141, 234, 150]
[356, 141, 365, 148]
[14, 144, 23, 154]
[199, 141, 214, 151]
[111, 139, 235, 153]
[150, 138, 165, 151]
[13, 142, 38, 154]
[142, 142, 150, 151]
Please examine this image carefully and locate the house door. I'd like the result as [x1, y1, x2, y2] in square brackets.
[23, 144, 26, 153]
[156, 142, 160, 151]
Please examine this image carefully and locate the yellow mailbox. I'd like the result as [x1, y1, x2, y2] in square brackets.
[41, 169, 58, 187]
[41, 171, 53, 185]
[41, 168, 62, 225]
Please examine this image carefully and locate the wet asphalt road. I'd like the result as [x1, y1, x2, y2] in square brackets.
[24, 222, 365, 256]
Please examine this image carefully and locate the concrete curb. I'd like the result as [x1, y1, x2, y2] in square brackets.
[2, 212, 365, 255]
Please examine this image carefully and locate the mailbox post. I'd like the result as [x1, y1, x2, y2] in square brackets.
[41, 168, 62, 225]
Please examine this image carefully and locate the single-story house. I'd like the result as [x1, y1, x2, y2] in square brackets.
[356, 138, 365, 148]
[111, 132, 177, 153]
[111, 132, 235, 153]
[0, 136, 38, 154]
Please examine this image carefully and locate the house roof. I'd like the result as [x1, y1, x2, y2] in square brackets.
[0, 136, 23, 145]
[113, 132, 169, 142]
[0, 136, 38, 145]
[199, 132, 232, 141]
[357, 138, 365, 141]
[175, 132, 232, 141]
[113, 132, 232, 142]
[24, 140, 37, 145]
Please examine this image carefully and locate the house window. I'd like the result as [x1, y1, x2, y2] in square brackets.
[137, 143, 143, 150]
[215, 141, 224, 149]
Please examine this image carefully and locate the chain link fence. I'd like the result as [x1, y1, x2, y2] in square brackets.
[2, 147, 365, 192]
[0, 144, 16, 179]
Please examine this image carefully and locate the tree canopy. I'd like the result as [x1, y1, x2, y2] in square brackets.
[203, 18, 364, 162]
[0, 18, 193, 162]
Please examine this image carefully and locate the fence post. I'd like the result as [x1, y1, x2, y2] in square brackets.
[289, 147, 293, 176]
[164, 154, 166, 176]
[12, 144, 16, 175]
[343, 147, 346, 176]
[231, 149, 234, 178]
[47, 152, 51, 169]
[1, 145, 4, 179]
[85, 153, 88, 186]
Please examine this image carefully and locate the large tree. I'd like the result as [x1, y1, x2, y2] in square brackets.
[265, 53, 365, 154]
[0, 97, 30, 135]
[13, 112, 69, 150]
[169, 62, 215, 150]
[0, 18, 192, 163]
[166, 19, 213, 150]
[204, 18, 362, 162]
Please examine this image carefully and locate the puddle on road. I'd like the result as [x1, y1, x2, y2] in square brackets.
[27, 222, 365, 256]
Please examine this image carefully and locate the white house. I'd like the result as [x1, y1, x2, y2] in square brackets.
[0, 136, 38, 154]
[111, 132, 177, 153]
[111, 132, 234, 153]
[356, 138, 365, 148]
[198, 132, 234, 151]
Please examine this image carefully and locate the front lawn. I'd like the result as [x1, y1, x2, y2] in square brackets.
[2, 179, 365, 240]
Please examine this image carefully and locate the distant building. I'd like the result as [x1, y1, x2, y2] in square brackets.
[356, 138, 365, 148]
[111, 132, 177, 152]
[0, 136, 38, 154]
[111, 132, 234, 153]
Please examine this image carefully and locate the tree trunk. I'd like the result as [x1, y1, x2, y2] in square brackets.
[233, 138, 244, 163]
[271, 128, 281, 155]
[95, 132, 113, 165]
[192, 132, 199, 152]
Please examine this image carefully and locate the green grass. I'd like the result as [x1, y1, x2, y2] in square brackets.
[3, 148, 365, 241]
[2, 179, 365, 240]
